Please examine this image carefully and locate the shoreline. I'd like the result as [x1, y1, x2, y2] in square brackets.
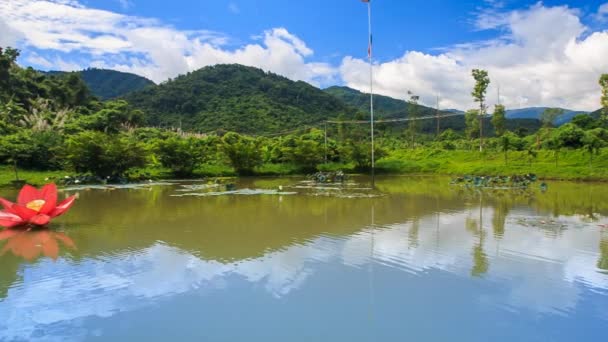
[3, 167, 608, 189]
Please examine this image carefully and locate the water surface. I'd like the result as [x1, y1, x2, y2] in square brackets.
[1, 176, 607, 341]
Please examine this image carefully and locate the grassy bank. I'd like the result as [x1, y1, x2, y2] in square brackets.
[2, 148, 608, 187]
[376, 148, 608, 181]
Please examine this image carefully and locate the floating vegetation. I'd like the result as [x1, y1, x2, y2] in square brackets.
[451, 174, 540, 189]
[509, 217, 579, 235]
[62, 182, 174, 191]
[175, 183, 223, 192]
[171, 188, 297, 197]
[307, 171, 347, 183]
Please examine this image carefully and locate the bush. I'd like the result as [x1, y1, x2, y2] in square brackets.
[221, 132, 262, 175]
[155, 136, 204, 177]
[66, 131, 148, 177]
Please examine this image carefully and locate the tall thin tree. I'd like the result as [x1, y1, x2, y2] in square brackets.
[471, 69, 490, 152]
[600, 74, 608, 125]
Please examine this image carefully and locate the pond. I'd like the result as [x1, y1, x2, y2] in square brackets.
[1, 176, 607, 341]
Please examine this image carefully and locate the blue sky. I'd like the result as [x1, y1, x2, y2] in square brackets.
[83, 0, 607, 62]
[1, 0, 608, 110]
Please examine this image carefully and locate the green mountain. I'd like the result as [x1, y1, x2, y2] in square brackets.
[125, 64, 357, 134]
[46, 68, 155, 100]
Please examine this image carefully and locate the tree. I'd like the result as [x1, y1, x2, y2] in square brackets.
[545, 134, 562, 167]
[74, 100, 144, 133]
[221, 132, 262, 175]
[600, 74, 608, 124]
[340, 139, 386, 171]
[465, 109, 480, 143]
[491, 104, 506, 137]
[582, 131, 604, 168]
[541, 108, 564, 128]
[0, 47, 20, 97]
[66, 131, 148, 177]
[501, 134, 510, 165]
[156, 136, 204, 177]
[0, 132, 31, 180]
[282, 130, 325, 172]
[571, 114, 597, 130]
[407, 92, 420, 148]
[471, 69, 490, 151]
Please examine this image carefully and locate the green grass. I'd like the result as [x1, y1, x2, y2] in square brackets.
[3, 147, 608, 186]
[376, 148, 608, 181]
[193, 164, 237, 177]
[0, 166, 68, 187]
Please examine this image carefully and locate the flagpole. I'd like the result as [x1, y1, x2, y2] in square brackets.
[367, 1, 375, 176]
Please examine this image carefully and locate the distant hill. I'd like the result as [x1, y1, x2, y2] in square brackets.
[125, 64, 357, 134]
[46, 68, 155, 100]
[324, 86, 542, 135]
[505, 107, 589, 126]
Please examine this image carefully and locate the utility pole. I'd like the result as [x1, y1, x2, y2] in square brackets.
[435, 95, 440, 138]
[364, 0, 375, 178]
[324, 121, 328, 164]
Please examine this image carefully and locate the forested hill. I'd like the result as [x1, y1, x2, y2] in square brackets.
[125, 64, 358, 134]
[324, 86, 431, 119]
[45, 68, 155, 100]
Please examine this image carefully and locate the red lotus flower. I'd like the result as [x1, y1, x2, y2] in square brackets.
[0, 183, 76, 228]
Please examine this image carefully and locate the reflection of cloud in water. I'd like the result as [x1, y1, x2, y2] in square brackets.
[1, 207, 608, 340]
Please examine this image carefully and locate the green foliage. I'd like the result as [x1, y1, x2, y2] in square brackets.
[471, 69, 490, 108]
[555, 123, 586, 148]
[600, 74, 608, 124]
[407, 94, 421, 147]
[65, 131, 148, 177]
[155, 136, 205, 177]
[72, 100, 144, 133]
[0, 47, 96, 114]
[471, 69, 490, 151]
[340, 139, 386, 170]
[492, 104, 506, 137]
[280, 130, 326, 172]
[465, 110, 480, 140]
[221, 132, 262, 175]
[126, 64, 356, 134]
[438, 128, 461, 141]
[571, 114, 598, 130]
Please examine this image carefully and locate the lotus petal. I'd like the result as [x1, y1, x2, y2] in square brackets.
[29, 214, 51, 226]
[17, 185, 41, 205]
[49, 196, 76, 218]
[0, 197, 16, 214]
[0, 211, 24, 228]
[11, 204, 38, 221]
[39, 183, 58, 215]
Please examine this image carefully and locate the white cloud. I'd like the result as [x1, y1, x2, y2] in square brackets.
[1, 1, 606, 110]
[341, 4, 608, 111]
[0, 18, 23, 48]
[25, 52, 53, 68]
[0, 0, 335, 85]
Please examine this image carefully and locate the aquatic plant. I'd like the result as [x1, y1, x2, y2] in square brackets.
[0, 183, 76, 227]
